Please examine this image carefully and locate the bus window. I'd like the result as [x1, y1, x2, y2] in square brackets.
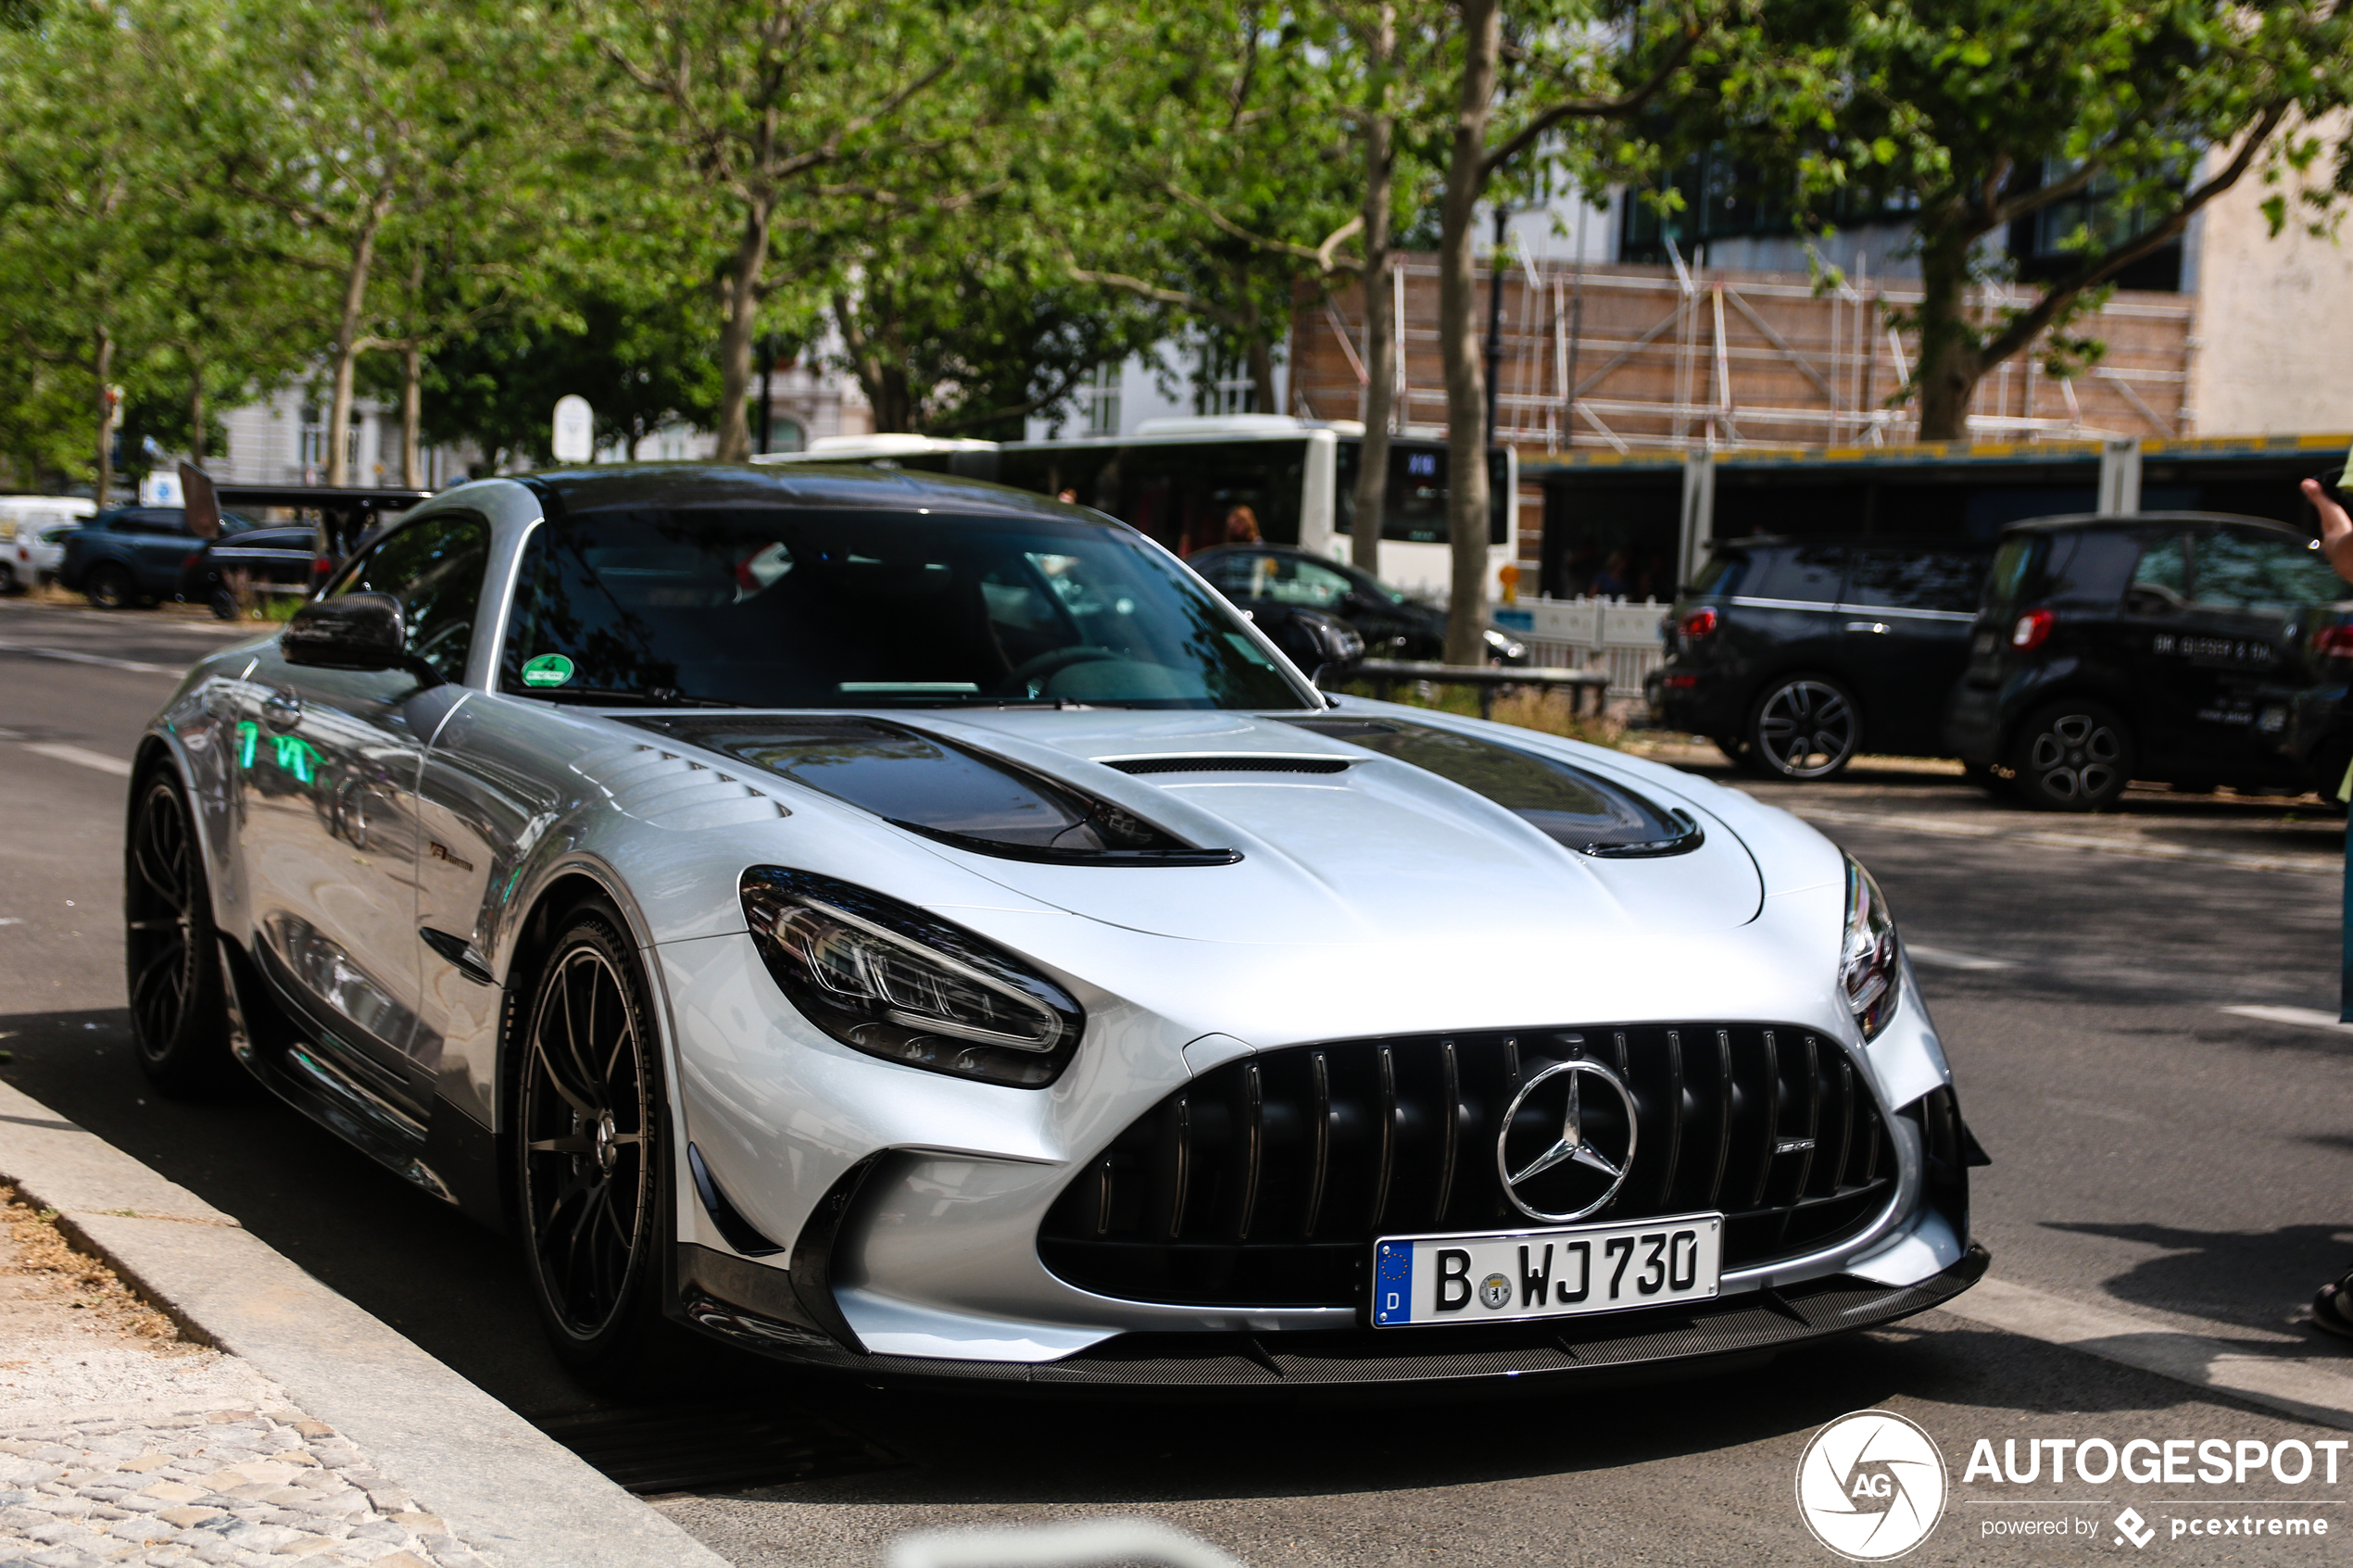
[1335, 442, 1510, 544]
[999, 440, 1308, 557]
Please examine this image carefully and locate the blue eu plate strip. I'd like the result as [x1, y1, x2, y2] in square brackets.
[1373, 1241, 1415, 1325]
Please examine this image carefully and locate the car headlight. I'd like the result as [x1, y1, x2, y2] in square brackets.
[1841, 855, 1901, 1040]
[740, 868, 1084, 1088]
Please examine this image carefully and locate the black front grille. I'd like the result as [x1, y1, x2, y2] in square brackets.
[1038, 1024, 1894, 1308]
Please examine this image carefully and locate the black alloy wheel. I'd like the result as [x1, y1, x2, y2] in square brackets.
[515, 906, 665, 1368]
[2009, 699, 2133, 811]
[1746, 675, 1861, 780]
[85, 563, 137, 609]
[124, 772, 236, 1095]
[0, 561, 18, 595]
[209, 585, 241, 621]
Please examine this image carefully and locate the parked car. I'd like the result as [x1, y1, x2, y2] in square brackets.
[177, 526, 334, 620]
[11, 520, 81, 589]
[1944, 512, 2353, 811]
[0, 495, 94, 591]
[1648, 536, 1993, 779]
[124, 462, 1982, 1387]
[60, 505, 258, 608]
[1189, 543, 1529, 665]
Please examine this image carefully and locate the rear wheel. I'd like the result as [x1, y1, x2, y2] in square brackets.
[85, 564, 136, 609]
[209, 586, 240, 621]
[514, 904, 668, 1372]
[2008, 699, 2134, 811]
[1746, 675, 1861, 780]
[125, 772, 236, 1096]
[0, 561, 18, 595]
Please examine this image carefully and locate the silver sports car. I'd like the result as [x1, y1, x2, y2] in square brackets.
[124, 463, 1986, 1389]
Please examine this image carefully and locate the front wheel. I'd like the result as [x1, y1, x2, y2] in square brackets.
[85, 564, 137, 609]
[125, 772, 237, 1096]
[2008, 699, 2134, 811]
[1746, 675, 1861, 780]
[514, 903, 668, 1372]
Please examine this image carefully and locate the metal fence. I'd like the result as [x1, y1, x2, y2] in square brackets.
[1491, 596, 1667, 700]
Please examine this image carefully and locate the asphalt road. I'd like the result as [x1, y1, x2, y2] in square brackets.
[6, 595, 2353, 1566]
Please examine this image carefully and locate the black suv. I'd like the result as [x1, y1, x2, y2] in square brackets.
[1944, 512, 2353, 810]
[1649, 537, 1990, 778]
[58, 505, 255, 608]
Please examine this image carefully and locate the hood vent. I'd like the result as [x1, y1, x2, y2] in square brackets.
[625, 715, 1239, 867]
[1101, 755, 1352, 776]
[1280, 716, 1703, 858]
[588, 744, 793, 829]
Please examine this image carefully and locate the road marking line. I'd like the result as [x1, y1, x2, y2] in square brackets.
[1936, 1274, 2353, 1431]
[21, 742, 132, 777]
[2221, 1004, 2353, 1034]
[0, 642, 181, 676]
[1907, 944, 2019, 972]
[1792, 803, 2339, 877]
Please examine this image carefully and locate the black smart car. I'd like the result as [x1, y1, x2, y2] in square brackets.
[1944, 512, 2353, 810]
[1188, 544, 1528, 665]
[1649, 536, 1992, 778]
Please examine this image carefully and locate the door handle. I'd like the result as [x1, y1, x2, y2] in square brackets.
[260, 690, 302, 732]
[1843, 621, 1892, 634]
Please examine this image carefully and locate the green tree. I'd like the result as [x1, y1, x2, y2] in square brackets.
[1700, 0, 2353, 440]
[585, 0, 974, 461]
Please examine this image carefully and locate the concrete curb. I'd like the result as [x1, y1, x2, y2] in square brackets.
[0, 1075, 732, 1568]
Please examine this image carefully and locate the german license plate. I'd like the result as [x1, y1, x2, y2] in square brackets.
[1369, 1212, 1722, 1327]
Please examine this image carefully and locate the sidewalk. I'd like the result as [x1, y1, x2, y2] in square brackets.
[0, 1077, 732, 1568]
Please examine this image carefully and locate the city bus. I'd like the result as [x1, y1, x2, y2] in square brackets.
[759, 415, 1516, 601]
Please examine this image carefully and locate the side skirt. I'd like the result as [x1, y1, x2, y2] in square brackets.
[217, 933, 483, 1212]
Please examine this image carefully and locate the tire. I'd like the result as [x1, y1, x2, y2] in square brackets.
[1745, 675, 1862, 780]
[2008, 699, 2134, 811]
[513, 902, 669, 1372]
[85, 563, 137, 609]
[0, 561, 17, 595]
[124, 771, 237, 1096]
[209, 587, 240, 621]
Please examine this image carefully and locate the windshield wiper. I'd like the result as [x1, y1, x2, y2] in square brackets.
[519, 684, 738, 709]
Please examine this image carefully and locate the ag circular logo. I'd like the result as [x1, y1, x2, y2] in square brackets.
[1478, 1273, 1511, 1309]
[1794, 1410, 1947, 1561]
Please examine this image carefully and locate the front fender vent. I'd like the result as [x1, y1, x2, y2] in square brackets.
[589, 744, 792, 829]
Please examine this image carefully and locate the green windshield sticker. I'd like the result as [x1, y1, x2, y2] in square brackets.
[521, 653, 574, 688]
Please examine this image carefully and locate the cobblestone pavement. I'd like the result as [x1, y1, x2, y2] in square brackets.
[0, 1189, 488, 1568]
[0, 1403, 488, 1567]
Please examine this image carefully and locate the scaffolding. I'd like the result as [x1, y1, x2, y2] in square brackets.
[1294, 253, 2197, 455]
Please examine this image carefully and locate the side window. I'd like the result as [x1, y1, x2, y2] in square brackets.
[332, 512, 490, 681]
[1740, 546, 1844, 605]
[1843, 551, 1985, 613]
[2126, 534, 2189, 611]
[1274, 558, 1351, 609]
[2191, 527, 2347, 612]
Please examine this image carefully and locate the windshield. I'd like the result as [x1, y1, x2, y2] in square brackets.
[499, 507, 1315, 710]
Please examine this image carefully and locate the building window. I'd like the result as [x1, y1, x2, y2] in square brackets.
[1083, 363, 1121, 435]
[1194, 347, 1255, 416]
[297, 406, 327, 470]
[770, 418, 805, 454]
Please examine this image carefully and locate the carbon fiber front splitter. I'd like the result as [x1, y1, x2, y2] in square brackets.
[676, 1241, 1990, 1398]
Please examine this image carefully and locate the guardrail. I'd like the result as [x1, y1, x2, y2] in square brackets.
[1349, 659, 1611, 719]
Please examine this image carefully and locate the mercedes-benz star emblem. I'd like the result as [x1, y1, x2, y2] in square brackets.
[1495, 1060, 1640, 1223]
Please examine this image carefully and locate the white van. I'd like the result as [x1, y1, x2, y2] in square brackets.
[0, 495, 94, 592]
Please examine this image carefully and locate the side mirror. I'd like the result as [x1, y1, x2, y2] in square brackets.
[282, 593, 441, 686]
[1267, 608, 1365, 684]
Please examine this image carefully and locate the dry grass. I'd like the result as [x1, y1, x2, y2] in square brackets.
[1336, 678, 1628, 748]
[0, 1185, 189, 1348]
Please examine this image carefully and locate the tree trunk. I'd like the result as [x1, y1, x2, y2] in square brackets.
[324, 206, 384, 488]
[1352, 3, 1396, 576]
[400, 340, 422, 488]
[1246, 333, 1277, 417]
[1911, 228, 1982, 443]
[93, 327, 114, 509]
[1438, 0, 1500, 667]
[185, 350, 206, 465]
[714, 197, 774, 461]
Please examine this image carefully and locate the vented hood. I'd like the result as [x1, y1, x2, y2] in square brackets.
[632, 708, 1764, 947]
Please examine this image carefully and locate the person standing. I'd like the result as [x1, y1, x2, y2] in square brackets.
[2299, 472, 2353, 1340]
